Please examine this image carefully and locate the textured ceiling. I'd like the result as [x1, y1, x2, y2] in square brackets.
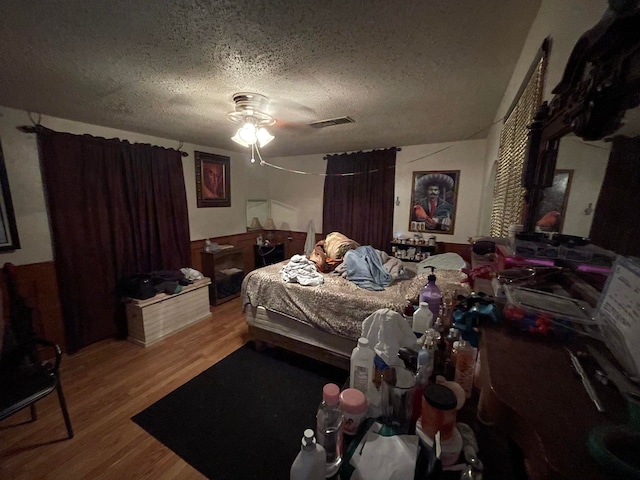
[0, 0, 541, 157]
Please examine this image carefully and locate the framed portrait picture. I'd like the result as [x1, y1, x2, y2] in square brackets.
[195, 151, 231, 208]
[534, 169, 573, 233]
[409, 170, 460, 235]
[0, 139, 20, 251]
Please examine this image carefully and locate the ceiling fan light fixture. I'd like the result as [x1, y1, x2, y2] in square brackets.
[238, 121, 258, 144]
[231, 131, 250, 147]
[257, 127, 274, 147]
[228, 92, 276, 149]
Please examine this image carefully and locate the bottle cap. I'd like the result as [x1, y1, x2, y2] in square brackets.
[302, 429, 316, 448]
[423, 383, 457, 410]
[322, 383, 340, 405]
[339, 388, 367, 414]
[357, 337, 369, 348]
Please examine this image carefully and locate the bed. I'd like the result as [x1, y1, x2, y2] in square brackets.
[242, 260, 469, 370]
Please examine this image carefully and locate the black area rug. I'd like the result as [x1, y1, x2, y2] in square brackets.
[132, 343, 348, 479]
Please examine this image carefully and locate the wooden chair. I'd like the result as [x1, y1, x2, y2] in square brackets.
[0, 263, 73, 438]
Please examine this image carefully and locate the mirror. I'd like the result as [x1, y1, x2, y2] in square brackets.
[246, 199, 270, 231]
[524, 6, 640, 259]
[547, 136, 610, 237]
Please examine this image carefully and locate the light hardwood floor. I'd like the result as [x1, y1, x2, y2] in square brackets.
[0, 297, 249, 480]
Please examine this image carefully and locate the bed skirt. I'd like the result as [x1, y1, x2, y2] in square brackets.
[245, 304, 355, 370]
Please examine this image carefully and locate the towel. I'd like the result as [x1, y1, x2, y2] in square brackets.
[280, 254, 324, 286]
[304, 220, 316, 256]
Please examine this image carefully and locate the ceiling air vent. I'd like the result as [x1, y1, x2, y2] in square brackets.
[308, 116, 355, 129]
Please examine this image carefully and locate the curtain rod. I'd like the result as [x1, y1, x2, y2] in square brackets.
[16, 125, 189, 157]
[323, 146, 402, 160]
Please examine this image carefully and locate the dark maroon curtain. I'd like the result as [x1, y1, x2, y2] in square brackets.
[590, 136, 640, 257]
[322, 148, 397, 251]
[37, 127, 191, 352]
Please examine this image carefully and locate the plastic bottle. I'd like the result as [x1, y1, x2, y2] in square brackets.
[420, 267, 443, 321]
[290, 429, 326, 480]
[316, 383, 343, 477]
[412, 302, 434, 337]
[454, 340, 477, 399]
[411, 334, 435, 427]
[350, 337, 375, 395]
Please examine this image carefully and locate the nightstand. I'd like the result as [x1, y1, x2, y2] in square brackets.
[200, 247, 245, 305]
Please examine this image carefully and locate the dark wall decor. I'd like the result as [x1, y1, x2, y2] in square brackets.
[195, 151, 231, 207]
[409, 170, 460, 235]
[0, 139, 20, 251]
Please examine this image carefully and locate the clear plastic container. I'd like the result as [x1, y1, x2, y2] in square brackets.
[502, 285, 600, 338]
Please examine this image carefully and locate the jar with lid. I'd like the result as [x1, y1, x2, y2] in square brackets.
[420, 383, 458, 441]
[340, 388, 368, 435]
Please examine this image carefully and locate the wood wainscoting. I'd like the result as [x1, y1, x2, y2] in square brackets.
[1, 261, 65, 352]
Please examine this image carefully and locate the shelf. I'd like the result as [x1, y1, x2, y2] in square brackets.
[390, 242, 437, 262]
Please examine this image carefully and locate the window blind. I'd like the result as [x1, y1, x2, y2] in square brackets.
[490, 53, 547, 238]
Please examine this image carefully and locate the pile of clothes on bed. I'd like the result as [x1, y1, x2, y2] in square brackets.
[281, 232, 407, 291]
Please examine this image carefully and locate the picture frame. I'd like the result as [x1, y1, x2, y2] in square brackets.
[534, 169, 573, 233]
[409, 170, 460, 235]
[0, 139, 20, 251]
[195, 151, 231, 208]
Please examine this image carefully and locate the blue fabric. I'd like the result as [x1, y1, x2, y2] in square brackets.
[343, 245, 393, 291]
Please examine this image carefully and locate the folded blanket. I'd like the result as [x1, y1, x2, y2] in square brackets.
[280, 254, 324, 286]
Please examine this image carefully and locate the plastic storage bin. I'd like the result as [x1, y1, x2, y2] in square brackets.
[502, 286, 599, 339]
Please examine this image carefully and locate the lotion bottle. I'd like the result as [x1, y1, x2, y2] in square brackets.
[290, 429, 326, 480]
[420, 267, 443, 321]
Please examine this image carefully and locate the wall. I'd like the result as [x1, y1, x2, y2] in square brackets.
[478, 0, 609, 234]
[394, 141, 487, 244]
[263, 140, 487, 245]
[0, 105, 262, 266]
[265, 154, 326, 233]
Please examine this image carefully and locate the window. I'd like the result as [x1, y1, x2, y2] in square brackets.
[490, 41, 548, 238]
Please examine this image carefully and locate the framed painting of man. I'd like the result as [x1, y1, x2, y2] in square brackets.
[195, 151, 231, 207]
[0, 139, 20, 251]
[409, 170, 460, 235]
